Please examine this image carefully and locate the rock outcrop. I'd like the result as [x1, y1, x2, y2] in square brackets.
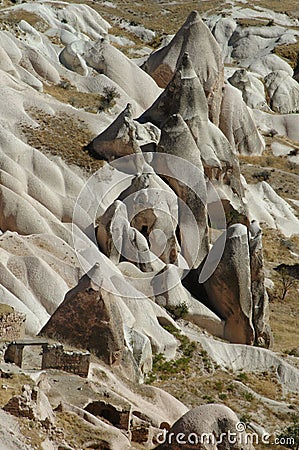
[204, 224, 255, 345]
[40, 270, 125, 366]
[155, 404, 254, 449]
[142, 11, 224, 125]
[87, 103, 160, 161]
[219, 83, 265, 155]
[249, 222, 273, 348]
[264, 70, 299, 114]
[228, 68, 269, 111]
[140, 53, 247, 224]
[4, 383, 55, 426]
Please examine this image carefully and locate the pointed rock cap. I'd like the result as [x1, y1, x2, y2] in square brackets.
[88, 103, 141, 161]
[139, 53, 208, 127]
[157, 113, 204, 171]
[142, 10, 223, 124]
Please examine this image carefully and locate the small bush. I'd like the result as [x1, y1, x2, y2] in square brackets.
[98, 86, 120, 112]
[277, 415, 299, 450]
[165, 301, 189, 319]
[252, 170, 270, 181]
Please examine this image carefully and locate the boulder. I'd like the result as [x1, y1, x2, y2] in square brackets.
[155, 403, 254, 449]
[142, 11, 224, 125]
[59, 39, 90, 76]
[243, 179, 299, 238]
[253, 109, 299, 142]
[229, 25, 297, 64]
[208, 16, 237, 62]
[204, 224, 255, 345]
[119, 170, 180, 265]
[264, 70, 299, 114]
[247, 53, 293, 77]
[96, 199, 157, 272]
[124, 327, 152, 375]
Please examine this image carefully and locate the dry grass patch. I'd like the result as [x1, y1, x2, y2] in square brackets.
[251, 0, 299, 16]
[236, 17, 274, 27]
[44, 83, 104, 114]
[274, 40, 299, 68]
[0, 372, 34, 408]
[262, 227, 299, 264]
[0, 9, 49, 33]
[270, 294, 299, 353]
[20, 108, 104, 173]
[56, 411, 112, 449]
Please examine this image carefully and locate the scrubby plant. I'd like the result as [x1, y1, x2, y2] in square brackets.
[98, 86, 120, 112]
[277, 415, 299, 450]
[165, 301, 189, 319]
[145, 327, 196, 383]
[252, 170, 270, 181]
[275, 267, 298, 302]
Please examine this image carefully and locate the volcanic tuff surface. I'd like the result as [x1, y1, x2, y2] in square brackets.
[0, 0, 298, 448]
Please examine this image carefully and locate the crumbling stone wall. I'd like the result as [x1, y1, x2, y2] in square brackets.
[0, 343, 7, 364]
[0, 305, 26, 342]
[41, 344, 90, 377]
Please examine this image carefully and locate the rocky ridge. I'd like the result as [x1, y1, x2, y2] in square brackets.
[0, 0, 298, 448]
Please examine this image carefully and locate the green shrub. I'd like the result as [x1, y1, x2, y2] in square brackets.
[277, 415, 299, 450]
[165, 301, 189, 319]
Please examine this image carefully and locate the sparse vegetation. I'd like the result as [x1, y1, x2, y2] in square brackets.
[98, 86, 120, 112]
[146, 326, 196, 383]
[164, 301, 189, 319]
[44, 82, 104, 114]
[277, 415, 299, 450]
[274, 41, 299, 69]
[20, 108, 104, 173]
[275, 266, 298, 302]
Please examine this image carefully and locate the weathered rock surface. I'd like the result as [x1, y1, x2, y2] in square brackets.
[219, 83, 265, 155]
[228, 68, 269, 111]
[40, 271, 125, 366]
[249, 220, 273, 348]
[154, 265, 224, 338]
[119, 170, 180, 266]
[155, 403, 254, 449]
[204, 224, 255, 345]
[264, 70, 299, 114]
[141, 53, 247, 223]
[87, 103, 160, 161]
[96, 199, 158, 272]
[4, 383, 55, 425]
[186, 333, 299, 394]
[156, 114, 209, 267]
[244, 179, 299, 238]
[142, 11, 224, 125]
[0, 409, 32, 450]
[83, 37, 162, 110]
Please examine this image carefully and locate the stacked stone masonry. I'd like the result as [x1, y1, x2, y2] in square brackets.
[0, 306, 26, 342]
[41, 344, 90, 377]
